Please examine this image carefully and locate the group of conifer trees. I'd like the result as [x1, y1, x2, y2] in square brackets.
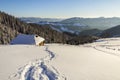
[0, 11, 99, 45]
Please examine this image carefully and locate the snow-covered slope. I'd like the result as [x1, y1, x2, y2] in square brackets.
[0, 45, 65, 80]
[1, 38, 120, 80]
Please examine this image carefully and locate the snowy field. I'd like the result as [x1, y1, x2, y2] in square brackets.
[1, 38, 120, 80]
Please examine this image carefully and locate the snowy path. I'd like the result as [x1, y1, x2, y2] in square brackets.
[9, 46, 66, 80]
[93, 46, 120, 56]
[89, 40, 120, 58]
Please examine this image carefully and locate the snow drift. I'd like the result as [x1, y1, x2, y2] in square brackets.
[10, 34, 45, 45]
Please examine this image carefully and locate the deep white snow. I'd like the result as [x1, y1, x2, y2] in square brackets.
[10, 34, 45, 45]
[1, 37, 120, 80]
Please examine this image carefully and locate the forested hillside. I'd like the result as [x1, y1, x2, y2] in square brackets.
[100, 25, 120, 37]
[0, 11, 71, 44]
[0, 11, 98, 45]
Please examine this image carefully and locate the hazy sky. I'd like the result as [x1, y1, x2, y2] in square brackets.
[0, 0, 120, 18]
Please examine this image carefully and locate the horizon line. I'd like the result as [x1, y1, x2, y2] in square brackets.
[17, 16, 120, 19]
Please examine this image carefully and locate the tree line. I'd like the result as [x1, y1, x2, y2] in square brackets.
[0, 11, 99, 45]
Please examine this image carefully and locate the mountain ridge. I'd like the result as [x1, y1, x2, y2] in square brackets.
[0, 11, 71, 44]
[100, 25, 120, 37]
[0, 11, 104, 45]
[20, 17, 120, 33]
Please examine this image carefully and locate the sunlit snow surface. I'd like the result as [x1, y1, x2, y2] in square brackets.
[1, 37, 120, 80]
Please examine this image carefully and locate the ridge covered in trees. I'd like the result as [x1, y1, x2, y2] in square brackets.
[0, 11, 99, 45]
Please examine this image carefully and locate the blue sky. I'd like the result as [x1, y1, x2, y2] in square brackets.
[0, 0, 120, 18]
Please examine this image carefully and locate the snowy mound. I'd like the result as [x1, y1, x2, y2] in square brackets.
[10, 34, 45, 45]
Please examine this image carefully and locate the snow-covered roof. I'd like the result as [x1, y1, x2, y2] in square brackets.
[10, 34, 45, 45]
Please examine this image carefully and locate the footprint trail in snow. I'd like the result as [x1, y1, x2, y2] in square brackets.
[9, 46, 66, 80]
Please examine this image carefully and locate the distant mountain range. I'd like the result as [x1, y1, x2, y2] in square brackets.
[0, 12, 72, 44]
[19, 17, 63, 23]
[0, 11, 99, 45]
[20, 17, 90, 33]
[20, 17, 120, 33]
[1, 11, 120, 45]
